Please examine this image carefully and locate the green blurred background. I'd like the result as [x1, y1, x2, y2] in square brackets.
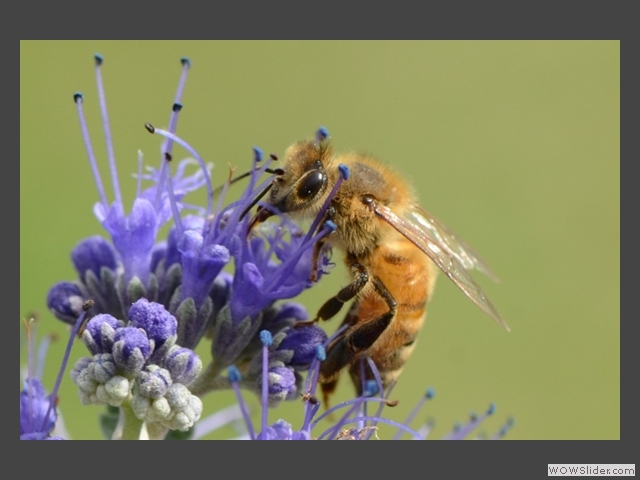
[20, 41, 619, 440]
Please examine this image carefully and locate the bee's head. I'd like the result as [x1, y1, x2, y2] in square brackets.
[267, 139, 331, 214]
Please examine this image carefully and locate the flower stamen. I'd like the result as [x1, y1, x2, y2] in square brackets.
[94, 54, 122, 210]
[41, 300, 93, 432]
[227, 366, 255, 440]
[74, 92, 108, 209]
[392, 387, 435, 440]
[145, 124, 214, 219]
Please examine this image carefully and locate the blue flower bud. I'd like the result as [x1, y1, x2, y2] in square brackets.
[82, 314, 121, 355]
[146, 383, 202, 431]
[264, 365, 297, 406]
[100, 375, 131, 406]
[46, 282, 85, 324]
[128, 299, 177, 356]
[71, 354, 130, 407]
[163, 346, 202, 385]
[71, 235, 118, 279]
[112, 327, 151, 376]
[137, 365, 173, 399]
[277, 325, 328, 369]
[89, 353, 118, 384]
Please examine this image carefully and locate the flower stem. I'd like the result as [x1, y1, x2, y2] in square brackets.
[119, 403, 144, 440]
[146, 422, 168, 441]
[188, 360, 228, 396]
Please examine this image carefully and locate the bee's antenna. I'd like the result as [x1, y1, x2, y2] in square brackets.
[240, 182, 275, 223]
[211, 164, 283, 199]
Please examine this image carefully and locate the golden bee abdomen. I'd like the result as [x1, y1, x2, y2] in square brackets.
[348, 235, 437, 388]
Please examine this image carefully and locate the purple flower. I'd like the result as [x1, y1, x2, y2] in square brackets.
[228, 216, 332, 323]
[163, 346, 202, 385]
[262, 365, 298, 405]
[82, 313, 122, 355]
[20, 379, 58, 440]
[21, 305, 94, 439]
[128, 298, 177, 361]
[99, 199, 158, 287]
[112, 327, 152, 376]
[276, 324, 328, 369]
[71, 236, 118, 281]
[50, 56, 338, 406]
[178, 230, 230, 307]
[46, 282, 85, 325]
[48, 56, 209, 327]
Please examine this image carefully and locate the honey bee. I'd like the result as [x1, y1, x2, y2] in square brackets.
[254, 130, 509, 402]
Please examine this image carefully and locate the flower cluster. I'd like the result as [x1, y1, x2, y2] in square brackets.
[70, 298, 203, 434]
[21, 55, 513, 440]
[40, 54, 334, 439]
[20, 303, 93, 440]
[20, 321, 64, 440]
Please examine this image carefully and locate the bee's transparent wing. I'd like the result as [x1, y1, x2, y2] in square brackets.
[374, 203, 509, 331]
[407, 205, 500, 281]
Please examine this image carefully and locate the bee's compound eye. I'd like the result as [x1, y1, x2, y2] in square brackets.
[296, 170, 326, 200]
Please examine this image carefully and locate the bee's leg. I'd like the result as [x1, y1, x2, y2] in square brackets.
[320, 379, 339, 409]
[316, 262, 369, 321]
[309, 238, 327, 283]
[347, 276, 397, 352]
[320, 276, 397, 390]
[295, 262, 368, 328]
[309, 205, 336, 283]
